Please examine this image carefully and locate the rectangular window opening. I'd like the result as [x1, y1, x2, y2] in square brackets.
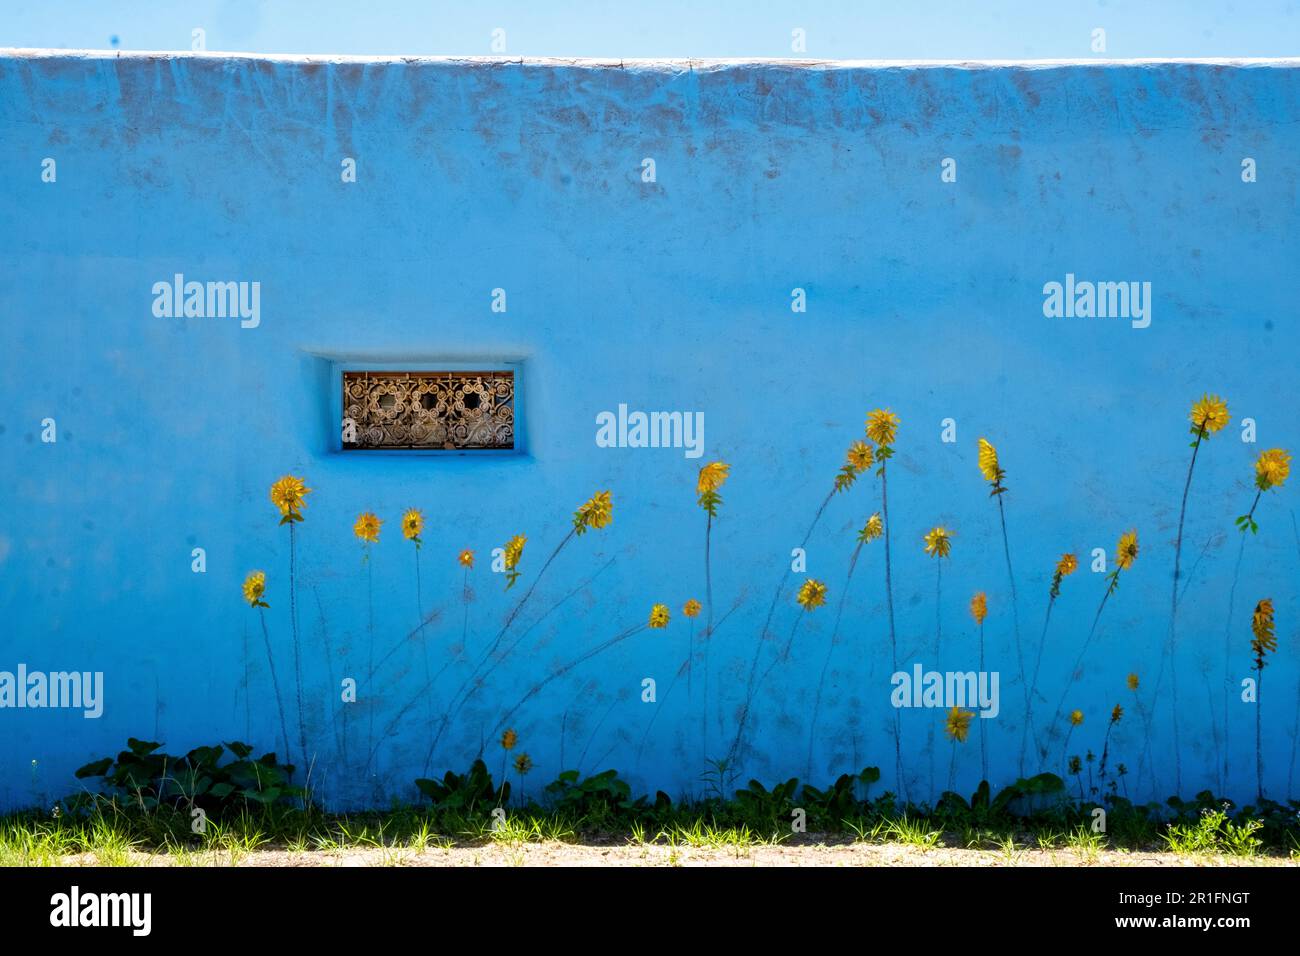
[342, 370, 515, 451]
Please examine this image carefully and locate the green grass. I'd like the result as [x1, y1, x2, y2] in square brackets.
[1, 792, 1294, 865]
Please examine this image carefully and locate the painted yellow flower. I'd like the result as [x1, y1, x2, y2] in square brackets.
[1251, 598, 1276, 661]
[573, 490, 614, 535]
[697, 461, 730, 495]
[796, 578, 828, 611]
[858, 512, 884, 543]
[924, 526, 953, 559]
[1069, 709, 1084, 727]
[353, 512, 382, 544]
[241, 570, 268, 608]
[1255, 448, 1291, 491]
[847, 440, 874, 472]
[683, 599, 702, 619]
[1189, 394, 1230, 435]
[504, 534, 526, 570]
[1126, 673, 1139, 692]
[969, 591, 988, 625]
[501, 728, 517, 751]
[458, 549, 474, 569]
[649, 603, 670, 628]
[269, 475, 311, 521]
[977, 438, 1003, 485]
[402, 508, 424, 544]
[1110, 704, 1124, 723]
[1115, 529, 1139, 570]
[866, 408, 900, 447]
[513, 753, 533, 775]
[1056, 553, 1078, 577]
[944, 706, 973, 743]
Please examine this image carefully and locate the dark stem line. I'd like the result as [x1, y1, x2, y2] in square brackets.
[420, 555, 616, 769]
[728, 487, 834, 767]
[882, 465, 903, 801]
[806, 539, 866, 781]
[1168, 426, 1206, 794]
[577, 696, 621, 772]
[1256, 667, 1264, 803]
[289, 522, 308, 773]
[1029, 595, 1056, 759]
[1060, 726, 1076, 776]
[1221, 533, 1247, 793]
[998, 494, 1029, 776]
[314, 586, 343, 765]
[703, 512, 712, 764]
[979, 622, 988, 783]
[461, 566, 470, 654]
[493, 624, 648, 736]
[258, 609, 292, 772]
[1290, 510, 1300, 797]
[637, 654, 690, 766]
[1046, 584, 1114, 761]
[365, 554, 375, 783]
[426, 528, 577, 761]
[733, 613, 800, 770]
[929, 560, 941, 797]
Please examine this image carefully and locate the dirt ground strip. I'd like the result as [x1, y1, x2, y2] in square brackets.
[54, 842, 1299, 867]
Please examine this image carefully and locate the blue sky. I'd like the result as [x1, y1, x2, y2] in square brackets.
[3, 0, 1298, 59]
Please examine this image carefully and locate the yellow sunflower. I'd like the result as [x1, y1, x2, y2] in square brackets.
[697, 461, 730, 495]
[353, 512, 382, 544]
[796, 578, 828, 611]
[1115, 529, 1139, 570]
[1126, 673, 1139, 692]
[1255, 448, 1291, 491]
[1069, 709, 1084, 727]
[241, 570, 268, 608]
[977, 438, 1003, 485]
[858, 513, 884, 543]
[649, 603, 670, 628]
[969, 591, 988, 625]
[847, 440, 874, 472]
[944, 706, 973, 743]
[924, 526, 953, 559]
[501, 728, 517, 751]
[573, 490, 614, 535]
[683, 599, 702, 619]
[402, 508, 424, 544]
[269, 475, 311, 521]
[1251, 598, 1276, 660]
[1189, 394, 1230, 435]
[458, 549, 474, 569]
[866, 408, 900, 447]
[1056, 553, 1078, 577]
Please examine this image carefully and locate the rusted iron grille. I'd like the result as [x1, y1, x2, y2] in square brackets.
[342, 371, 515, 450]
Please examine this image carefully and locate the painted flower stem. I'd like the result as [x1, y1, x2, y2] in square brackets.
[258, 608, 293, 771]
[881, 466, 902, 799]
[1167, 422, 1208, 794]
[806, 539, 867, 781]
[289, 522, 308, 773]
[997, 494, 1030, 776]
[728, 489, 833, 767]
[703, 511, 713, 763]
[978, 619, 988, 783]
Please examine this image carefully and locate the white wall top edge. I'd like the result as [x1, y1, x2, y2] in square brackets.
[3, 48, 1300, 69]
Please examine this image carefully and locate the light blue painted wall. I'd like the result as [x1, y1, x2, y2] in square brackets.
[1, 51, 1297, 809]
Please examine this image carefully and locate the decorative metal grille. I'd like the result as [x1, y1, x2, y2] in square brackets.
[342, 371, 515, 450]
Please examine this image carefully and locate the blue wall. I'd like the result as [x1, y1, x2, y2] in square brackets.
[2, 51, 1297, 809]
